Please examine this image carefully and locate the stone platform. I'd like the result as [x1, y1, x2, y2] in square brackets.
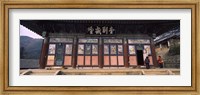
[20, 68, 180, 75]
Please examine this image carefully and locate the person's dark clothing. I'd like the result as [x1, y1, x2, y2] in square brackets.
[145, 57, 150, 69]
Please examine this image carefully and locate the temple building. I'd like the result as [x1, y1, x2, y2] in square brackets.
[20, 20, 180, 69]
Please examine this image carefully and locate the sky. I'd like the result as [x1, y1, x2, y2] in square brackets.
[20, 25, 44, 39]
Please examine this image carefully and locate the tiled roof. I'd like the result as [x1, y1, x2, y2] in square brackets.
[154, 28, 180, 44]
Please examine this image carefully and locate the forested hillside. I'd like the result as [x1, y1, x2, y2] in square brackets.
[20, 36, 43, 59]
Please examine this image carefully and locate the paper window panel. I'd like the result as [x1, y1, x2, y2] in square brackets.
[77, 56, 84, 66]
[92, 45, 98, 54]
[118, 45, 123, 55]
[48, 44, 56, 54]
[50, 38, 73, 43]
[110, 56, 117, 65]
[78, 44, 84, 54]
[85, 44, 91, 55]
[92, 56, 98, 65]
[129, 45, 136, 55]
[143, 45, 151, 55]
[65, 44, 72, 54]
[104, 45, 109, 54]
[118, 56, 124, 65]
[149, 56, 153, 65]
[129, 56, 137, 65]
[79, 39, 98, 43]
[104, 39, 122, 43]
[47, 55, 55, 65]
[104, 56, 110, 66]
[85, 56, 91, 65]
[128, 39, 150, 44]
[110, 45, 117, 54]
[64, 56, 72, 65]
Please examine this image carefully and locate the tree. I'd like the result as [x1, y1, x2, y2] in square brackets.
[20, 47, 25, 59]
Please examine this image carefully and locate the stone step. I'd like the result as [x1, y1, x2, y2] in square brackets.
[20, 69, 179, 75]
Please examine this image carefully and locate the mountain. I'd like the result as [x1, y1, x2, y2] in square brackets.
[20, 36, 43, 59]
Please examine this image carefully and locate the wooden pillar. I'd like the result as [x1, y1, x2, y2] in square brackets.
[151, 38, 158, 67]
[72, 37, 77, 68]
[39, 37, 49, 69]
[99, 37, 103, 68]
[123, 38, 129, 68]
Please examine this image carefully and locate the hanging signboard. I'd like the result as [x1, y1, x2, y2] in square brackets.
[87, 26, 115, 35]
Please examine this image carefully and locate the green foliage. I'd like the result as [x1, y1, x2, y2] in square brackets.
[168, 44, 180, 55]
[20, 36, 43, 59]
